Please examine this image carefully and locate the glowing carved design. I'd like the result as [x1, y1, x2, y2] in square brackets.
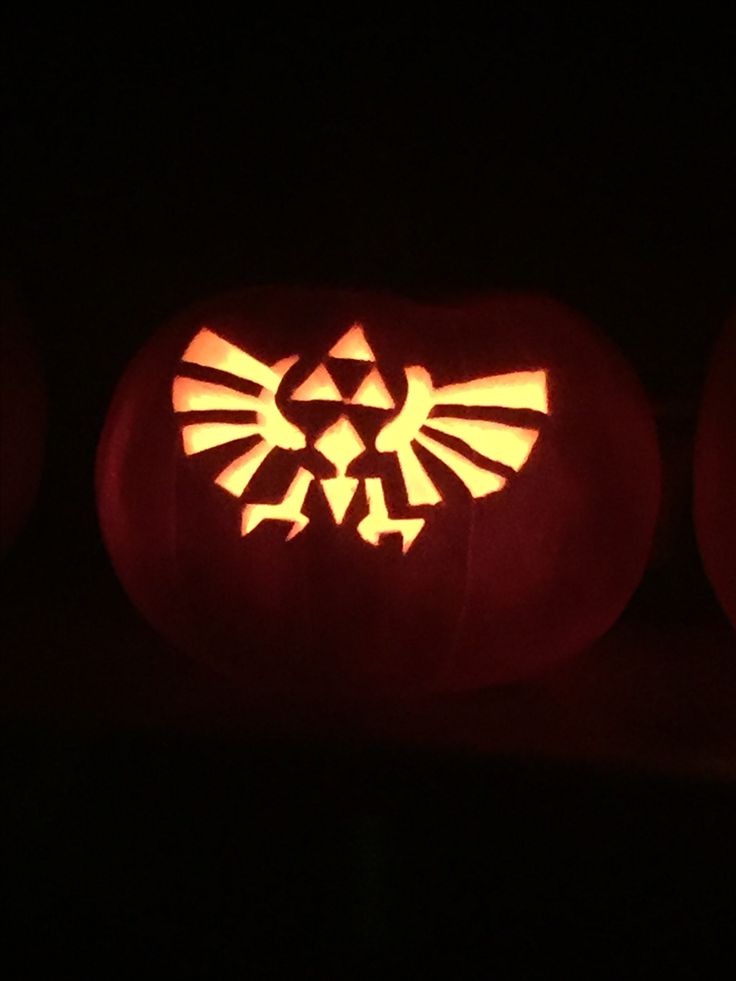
[395, 445, 442, 506]
[215, 440, 273, 497]
[357, 478, 425, 553]
[173, 376, 262, 413]
[314, 416, 365, 523]
[314, 416, 365, 473]
[415, 432, 507, 497]
[328, 323, 375, 361]
[321, 478, 359, 524]
[375, 364, 547, 502]
[242, 467, 313, 540]
[433, 370, 549, 413]
[182, 327, 284, 391]
[423, 417, 539, 471]
[182, 422, 261, 455]
[350, 368, 395, 409]
[173, 330, 303, 501]
[291, 364, 342, 402]
[173, 325, 549, 550]
[375, 367, 439, 505]
[375, 367, 434, 451]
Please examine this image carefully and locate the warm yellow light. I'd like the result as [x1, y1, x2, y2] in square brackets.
[175, 325, 549, 552]
[256, 387, 306, 451]
[375, 366, 434, 453]
[215, 440, 274, 497]
[242, 467, 314, 540]
[328, 323, 375, 362]
[415, 432, 506, 497]
[174, 339, 304, 498]
[357, 478, 425, 553]
[172, 376, 262, 413]
[313, 416, 365, 476]
[182, 422, 261, 455]
[424, 417, 539, 471]
[350, 367, 395, 409]
[433, 370, 548, 413]
[320, 476, 359, 523]
[291, 363, 342, 402]
[374, 365, 546, 505]
[395, 445, 441, 506]
[182, 328, 287, 391]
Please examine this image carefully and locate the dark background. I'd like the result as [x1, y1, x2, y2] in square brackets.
[2, 11, 736, 975]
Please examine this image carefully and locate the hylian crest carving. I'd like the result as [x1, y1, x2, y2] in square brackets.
[172, 323, 549, 552]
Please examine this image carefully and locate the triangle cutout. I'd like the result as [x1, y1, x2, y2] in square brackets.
[291, 363, 342, 402]
[321, 476, 359, 524]
[328, 323, 375, 362]
[350, 367, 395, 410]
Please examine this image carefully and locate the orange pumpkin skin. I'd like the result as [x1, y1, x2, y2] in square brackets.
[96, 288, 660, 697]
[694, 313, 736, 629]
[0, 287, 45, 554]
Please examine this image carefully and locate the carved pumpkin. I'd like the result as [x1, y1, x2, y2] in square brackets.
[0, 285, 45, 553]
[96, 288, 660, 696]
[694, 312, 736, 628]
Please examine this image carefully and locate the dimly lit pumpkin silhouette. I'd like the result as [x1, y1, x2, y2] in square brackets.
[96, 288, 660, 697]
[694, 311, 736, 629]
[0, 285, 45, 553]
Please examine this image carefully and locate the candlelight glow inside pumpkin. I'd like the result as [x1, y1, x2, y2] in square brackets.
[173, 324, 549, 551]
[97, 289, 660, 697]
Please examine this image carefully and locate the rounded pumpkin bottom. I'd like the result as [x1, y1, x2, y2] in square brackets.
[97, 289, 660, 700]
[105, 482, 612, 699]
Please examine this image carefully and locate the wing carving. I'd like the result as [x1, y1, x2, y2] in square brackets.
[376, 366, 548, 504]
[172, 328, 304, 497]
[172, 325, 550, 551]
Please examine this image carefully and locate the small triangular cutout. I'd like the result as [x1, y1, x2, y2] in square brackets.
[291, 363, 342, 402]
[350, 367, 395, 409]
[321, 476, 359, 524]
[328, 323, 375, 362]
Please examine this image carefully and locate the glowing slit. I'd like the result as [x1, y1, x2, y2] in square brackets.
[291, 364, 342, 402]
[173, 376, 262, 413]
[415, 432, 507, 498]
[433, 370, 549, 413]
[396, 445, 442, 506]
[328, 323, 375, 361]
[320, 477, 359, 523]
[357, 478, 425, 553]
[214, 440, 273, 497]
[350, 368, 395, 409]
[181, 422, 261, 455]
[424, 417, 539, 471]
[182, 328, 286, 390]
[242, 468, 314, 540]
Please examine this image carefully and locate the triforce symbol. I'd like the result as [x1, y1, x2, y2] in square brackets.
[172, 323, 549, 552]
